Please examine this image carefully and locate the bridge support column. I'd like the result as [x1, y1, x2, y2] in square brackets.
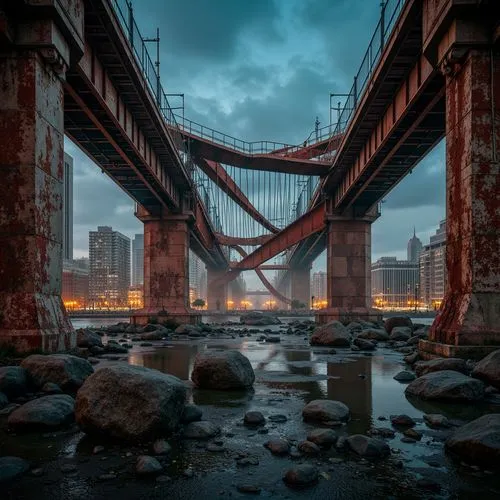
[207, 268, 228, 312]
[420, 45, 500, 359]
[316, 215, 381, 325]
[0, 2, 84, 352]
[290, 268, 311, 309]
[131, 212, 200, 325]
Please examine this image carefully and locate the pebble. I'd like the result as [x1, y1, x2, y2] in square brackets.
[237, 484, 261, 494]
[93, 445, 105, 455]
[283, 465, 319, 486]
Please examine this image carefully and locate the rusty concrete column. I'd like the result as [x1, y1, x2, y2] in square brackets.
[0, 2, 84, 352]
[290, 267, 311, 308]
[131, 210, 200, 325]
[207, 268, 228, 312]
[316, 215, 380, 324]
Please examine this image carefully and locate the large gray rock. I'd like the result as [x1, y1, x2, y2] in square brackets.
[310, 321, 350, 347]
[302, 399, 350, 423]
[446, 414, 500, 468]
[191, 350, 255, 389]
[357, 328, 389, 341]
[75, 364, 186, 441]
[405, 370, 485, 402]
[472, 349, 500, 389]
[390, 326, 412, 341]
[384, 316, 413, 334]
[0, 366, 28, 398]
[414, 357, 468, 377]
[8, 395, 75, 431]
[21, 354, 94, 392]
[0, 456, 29, 483]
[346, 435, 390, 458]
[76, 329, 103, 348]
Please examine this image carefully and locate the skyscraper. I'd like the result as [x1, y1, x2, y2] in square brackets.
[63, 153, 73, 261]
[311, 271, 327, 302]
[189, 251, 206, 304]
[89, 226, 130, 307]
[132, 233, 144, 286]
[407, 227, 423, 263]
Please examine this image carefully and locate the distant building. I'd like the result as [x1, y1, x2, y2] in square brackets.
[189, 251, 207, 305]
[311, 271, 327, 308]
[128, 286, 143, 309]
[407, 227, 423, 263]
[132, 233, 144, 286]
[419, 220, 447, 309]
[372, 257, 419, 309]
[63, 153, 73, 261]
[62, 259, 89, 309]
[89, 226, 130, 307]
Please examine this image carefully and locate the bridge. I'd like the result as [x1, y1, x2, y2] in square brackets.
[0, 0, 498, 360]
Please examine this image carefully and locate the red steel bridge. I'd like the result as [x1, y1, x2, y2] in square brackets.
[0, 0, 498, 360]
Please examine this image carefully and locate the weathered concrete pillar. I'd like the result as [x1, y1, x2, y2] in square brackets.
[131, 210, 200, 325]
[316, 215, 380, 324]
[0, 1, 84, 352]
[207, 268, 228, 312]
[290, 267, 311, 309]
[419, 1, 500, 359]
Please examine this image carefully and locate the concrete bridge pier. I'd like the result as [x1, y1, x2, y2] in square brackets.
[0, 1, 84, 352]
[290, 267, 311, 308]
[207, 268, 228, 312]
[131, 209, 200, 325]
[419, 2, 500, 358]
[316, 213, 381, 325]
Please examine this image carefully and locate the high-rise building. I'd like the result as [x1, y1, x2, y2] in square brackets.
[419, 220, 447, 309]
[63, 153, 73, 261]
[311, 271, 327, 307]
[89, 226, 130, 307]
[62, 259, 89, 309]
[189, 251, 206, 304]
[407, 227, 423, 263]
[372, 257, 419, 309]
[132, 233, 144, 286]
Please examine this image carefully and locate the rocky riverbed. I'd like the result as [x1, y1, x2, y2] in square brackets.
[1, 314, 499, 499]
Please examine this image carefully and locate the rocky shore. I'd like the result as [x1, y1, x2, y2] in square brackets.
[1, 314, 499, 498]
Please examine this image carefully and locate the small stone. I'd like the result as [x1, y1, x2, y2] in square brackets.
[136, 455, 162, 475]
[181, 404, 203, 423]
[268, 414, 287, 423]
[283, 465, 319, 486]
[307, 428, 337, 447]
[31, 468, 44, 477]
[156, 475, 171, 483]
[393, 371, 416, 382]
[403, 428, 422, 440]
[298, 440, 321, 455]
[183, 421, 220, 439]
[264, 438, 290, 455]
[98, 473, 116, 481]
[183, 467, 194, 478]
[236, 456, 259, 467]
[401, 437, 417, 443]
[346, 435, 390, 458]
[93, 445, 105, 455]
[258, 428, 269, 434]
[423, 414, 451, 428]
[391, 415, 416, 427]
[206, 443, 225, 452]
[244, 411, 266, 426]
[41, 383, 63, 394]
[237, 484, 261, 494]
[153, 439, 171, 455]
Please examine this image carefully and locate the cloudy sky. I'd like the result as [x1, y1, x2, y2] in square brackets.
[66, 0, 445, 288]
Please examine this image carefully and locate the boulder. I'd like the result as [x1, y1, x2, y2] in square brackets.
[472, 349, 500, 389]
[0, 456, 29, 484]
[264, 438, 290, 455]
[346, 434, 390, 458]
[424, 414, 451, 428]
[298, 440, 321, 455]
[389, 327, 412, 341]
[76, 329, 103, 348]
[283, 465, 318, 486]
[307, 428, 337, 447]
[357, 328, 389, 341]
[21, 354, 94, 392]
[8, 395, 75, 431]
[414, 358, 468, 377]
[106, 322, 129, 334]
[310, 321, 350, 347]
[136, 455, 162, 475]
[244, 411, 265, 426]
[302, 399, 350, 423]
[174, 324, 201, 335]
[445, 414, 500, 468]
[183, 421, 220, 439]
[0, 366, 28, 398]
[405, 370, 485, 402]
[75, 364, 186, 441]
[353, 337, 376, 351]
[390, 414, 416, 427]
[384, 316, 413, 334]
[191, 350, 255, 390]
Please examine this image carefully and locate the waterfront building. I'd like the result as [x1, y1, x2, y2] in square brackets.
[89, 226, 130, 307]
[189, 251, 207, 304]
[62, 259, 89, 310]
[311, 271, 327, 308]
[63, 153, 73, 261]
[128, 285, 143, 309]
[132, 233, 144, 286]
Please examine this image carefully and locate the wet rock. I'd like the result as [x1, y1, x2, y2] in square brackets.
[404, 351, 420, 365]
[0, 403, 20, 416]
[298, 440, 321, 455]
[191, 350, 255, 389]
[8, 395, 75, 431]
[268, 414, 287, 423]
[384, 316, 413, 334]
[206, 443, 225, 452]
[183, 421, 220, 439]
[244, 411, 266, 426]
[139, 342, 153, 347]
[336, 436, 347, 450]
[236, 456, 259, 466]
[75, 364, 186, 441]
[368, 428, 395, 438]
[0, 456, 29, 484]
[106, 322, 129, 334]
[77, 329, 103, 349]
[403, 428, 422, 440]
[41, 382, 63, 394]
[302, 399, 350, 423]
[0, 391, 7, 409]
[353, 338, 376, 351]
[93, 445, 105, 454]
[0, 366, 28, 398]
[140, 331, 164, 341]
[266, 336, 281, 343]
[401, 437, 416, 443]
[472, 349, 500, 389]
[237, 484, 261, 494]
[357, 328, 389, 341]
[389, 327, 412, 341]
[346, 435, 390, 458]
[153, 439, 171, 455]
[310, 321, 350, 347]
[240, 312, 281, 326]
[405, 370, 484, 402]
[283, 464, 318, 486]
[424, 414, 451, 428]
[21, 354, 94, 392]
[445, 414, 500, 468]
[390, 414, 416, 427]
[264, 438, 290, 455]
[393, 371, 416, 382]
[181, 404, 203, 423]
[307, 428, 337, 447]
[136, 455, 163, 475]
[415, 358, 468, 377]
